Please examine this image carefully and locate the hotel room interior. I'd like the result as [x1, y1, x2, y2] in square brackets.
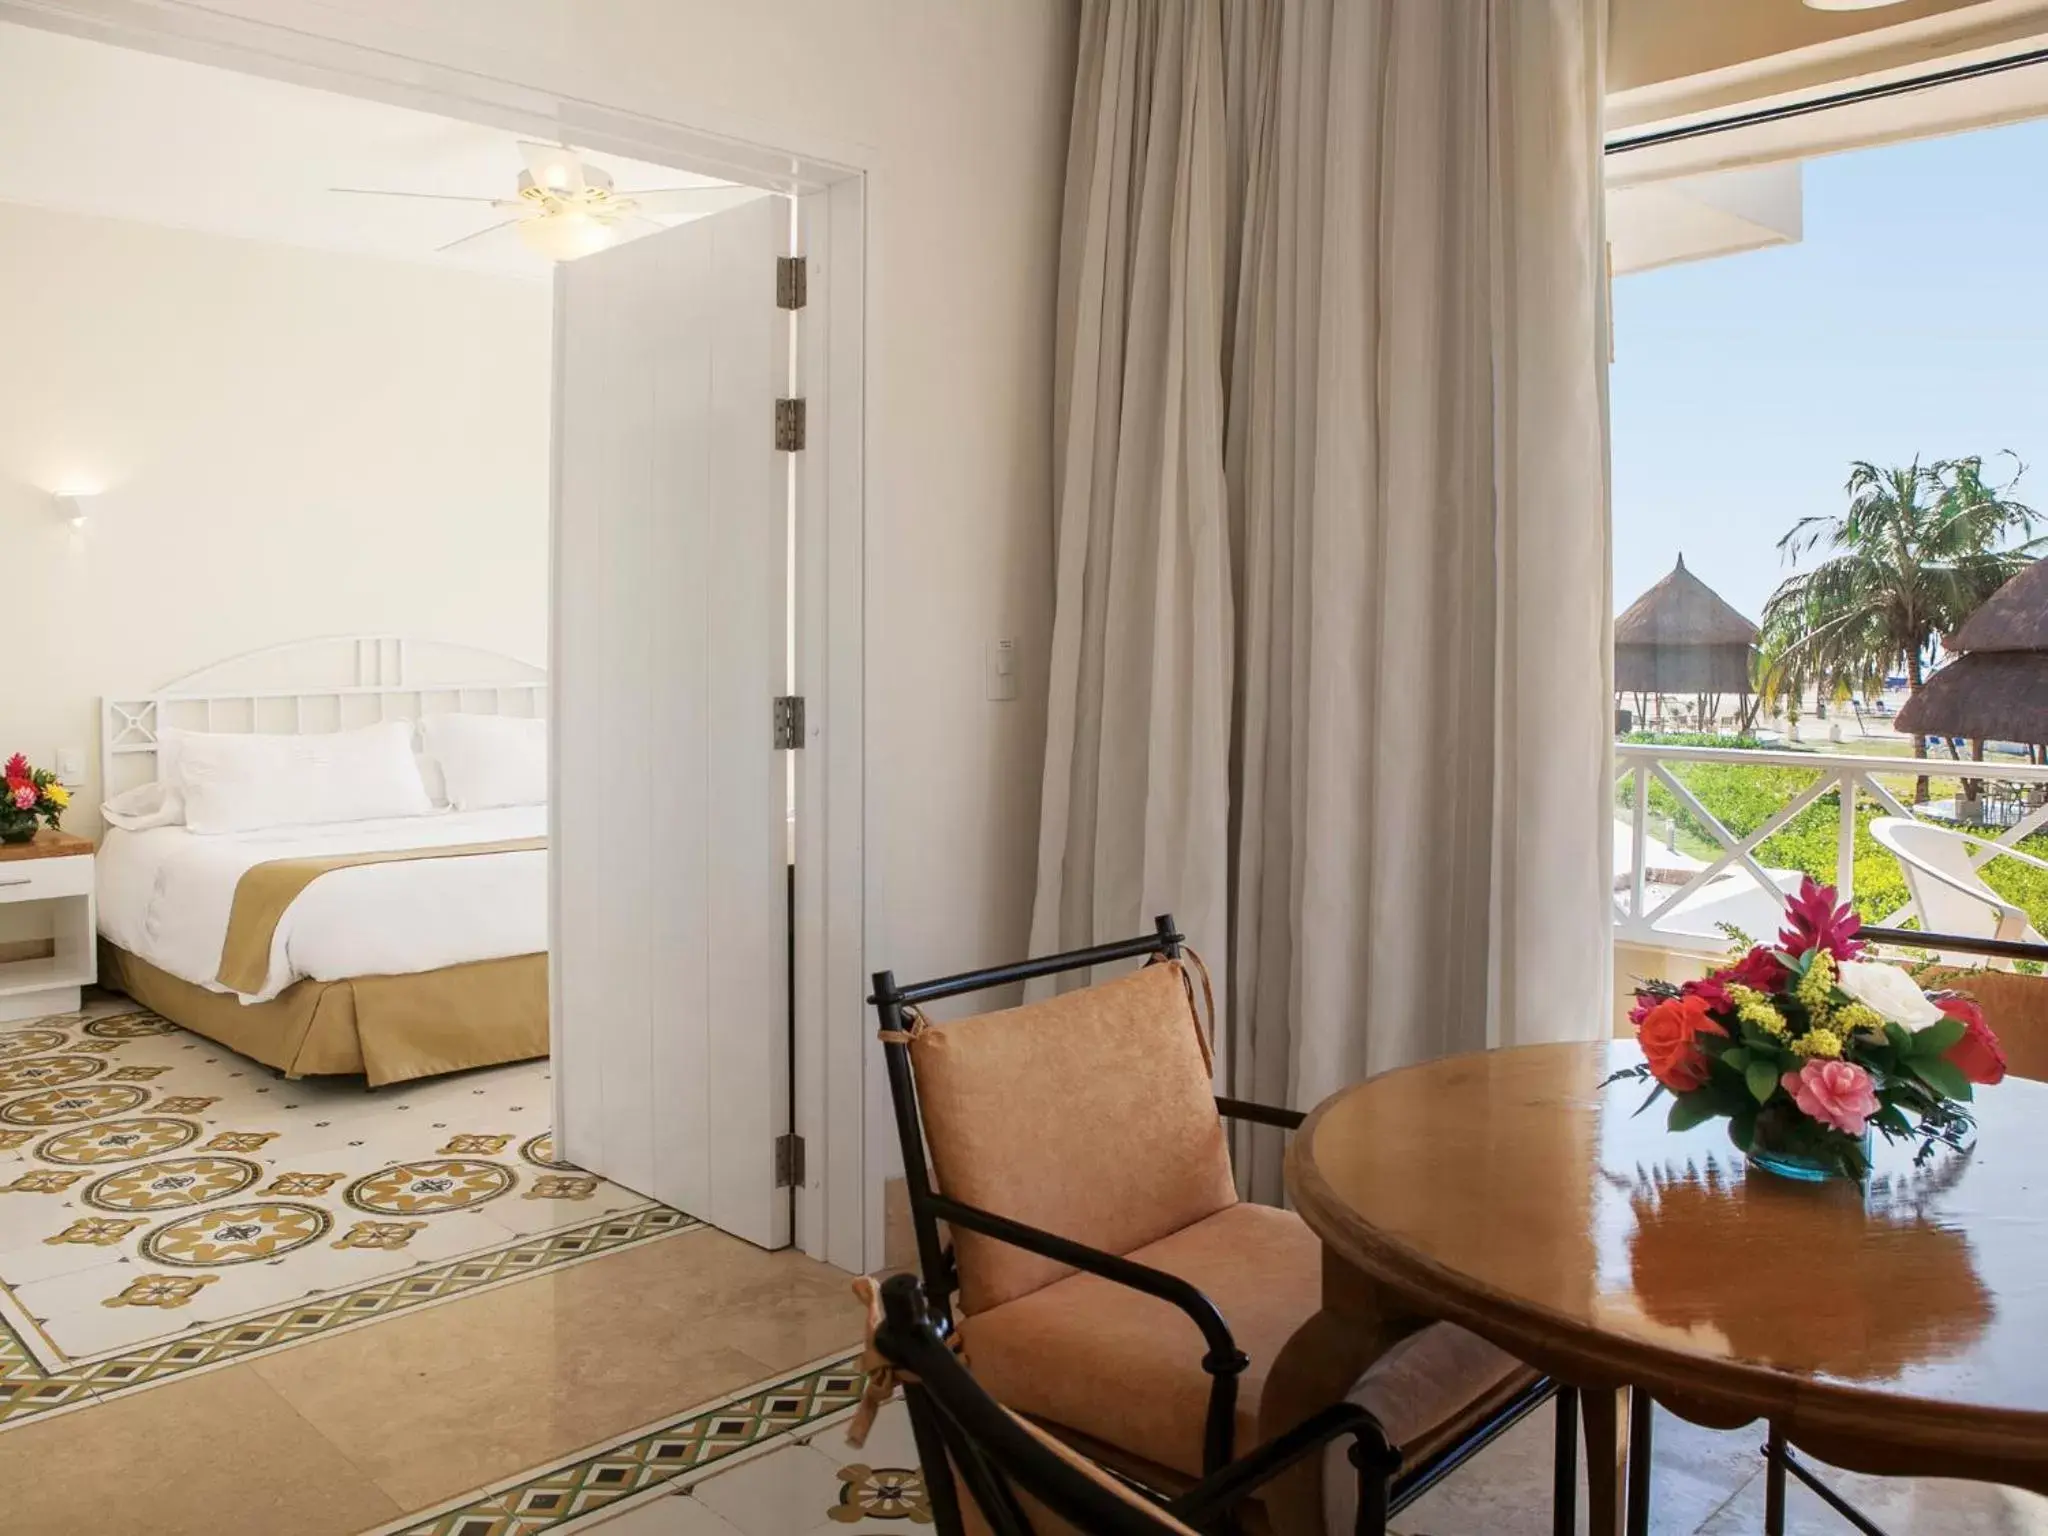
[0, 2, 2044, 1534]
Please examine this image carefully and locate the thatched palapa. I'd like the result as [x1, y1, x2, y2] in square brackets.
[1896, 558, 2048, 745]
[1614, 555, 1758, 697]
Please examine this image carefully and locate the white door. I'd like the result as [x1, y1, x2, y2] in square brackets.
[551, 194, 791, 1250]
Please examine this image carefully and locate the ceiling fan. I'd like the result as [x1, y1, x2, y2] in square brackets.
[331, 141, 748, 262]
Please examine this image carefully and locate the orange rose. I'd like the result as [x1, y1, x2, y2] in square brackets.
[1637, 994, 1726, 1092]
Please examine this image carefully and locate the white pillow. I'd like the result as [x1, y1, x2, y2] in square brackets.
[419, 713, 548, 811]
[101, 780, 185, 831]
[174, 721, 434, 834]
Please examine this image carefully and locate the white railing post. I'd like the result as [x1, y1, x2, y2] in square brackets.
[1836, 770, 1858, 901]
[1630, 766, 1649, 920]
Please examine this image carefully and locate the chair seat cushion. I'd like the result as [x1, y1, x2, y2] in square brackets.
[959, 1201, 1532, 1483]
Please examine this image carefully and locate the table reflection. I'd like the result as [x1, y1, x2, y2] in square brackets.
[1608, 1153, 1994, 1381]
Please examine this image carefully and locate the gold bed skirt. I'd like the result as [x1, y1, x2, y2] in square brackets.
[100, 941, 548, 1087]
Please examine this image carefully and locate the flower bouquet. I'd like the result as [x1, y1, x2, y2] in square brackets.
[1613, 878, 2005, 1181]
[1, 754, 69, 844]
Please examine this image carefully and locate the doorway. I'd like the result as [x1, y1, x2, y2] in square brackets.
[0, 0, 873, 1272]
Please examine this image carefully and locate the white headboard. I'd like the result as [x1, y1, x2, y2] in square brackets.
[101, 635, 546, 800]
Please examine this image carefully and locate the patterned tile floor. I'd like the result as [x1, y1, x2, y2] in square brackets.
[0, 998, 867, 1535]
[576, 1391, 931, 1535]
[0, 998, 684, 1429]
[601, 1396, 2048, 1536]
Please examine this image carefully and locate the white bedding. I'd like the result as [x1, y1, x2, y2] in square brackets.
[97, 808, 547, 1005]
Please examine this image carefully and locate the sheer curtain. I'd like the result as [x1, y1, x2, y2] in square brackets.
[1032, 0, 1611, 1186]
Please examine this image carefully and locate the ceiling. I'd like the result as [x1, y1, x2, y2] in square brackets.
[0, 21, 771, 279]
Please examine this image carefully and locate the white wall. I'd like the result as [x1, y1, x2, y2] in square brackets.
[126, 0, 1076, 986]
[0, 200, 552, 828]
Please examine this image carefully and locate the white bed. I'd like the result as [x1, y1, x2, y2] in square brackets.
[94, 637, 552, 1083]
[98, 806, 547, 1005]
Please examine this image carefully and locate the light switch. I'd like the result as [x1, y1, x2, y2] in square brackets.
[55, 748, 85, 785]
[986, 638, 1019, 702]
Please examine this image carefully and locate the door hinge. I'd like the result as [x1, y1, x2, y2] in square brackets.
[776, 255, 808, 311]
[775, 397, 807, 452]
[773, 695, 806, 750]
[774, 1132, 806, 1189]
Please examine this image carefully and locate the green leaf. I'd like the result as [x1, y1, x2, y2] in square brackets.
[1629, 1083, 1668, 1118]
[1884, 1022, 1912, 1054]
[1908, 1017, 1966, 1058]
[1875, 1104, 1914, 1139]
[1745, 1058, 1782, 1105]
[1720, 1045, 1752, 1072]
[1729, 1105, 1758, 1151]
[1908, 1055, 1974, 1102]
[1667, 1093, 1721, 1133]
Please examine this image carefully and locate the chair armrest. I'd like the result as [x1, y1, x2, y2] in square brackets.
[1215, 1095, 1304, 1131]
[1166, 1403, 1399, 1525]
[924, 1194, 1244, 1368]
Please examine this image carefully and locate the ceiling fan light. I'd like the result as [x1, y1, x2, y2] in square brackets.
[517, 211, 621, 262]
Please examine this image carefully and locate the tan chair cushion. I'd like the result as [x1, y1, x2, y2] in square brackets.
[910, 961, 1237, 1312]
[959, 1201, 1321, 1478]
[1319, 1326, 1538, 1531]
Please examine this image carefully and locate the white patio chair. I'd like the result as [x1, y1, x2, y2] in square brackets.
[1869, 817, 2048, 968]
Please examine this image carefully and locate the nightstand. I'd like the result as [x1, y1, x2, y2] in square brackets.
[0, 830, 96, 1022]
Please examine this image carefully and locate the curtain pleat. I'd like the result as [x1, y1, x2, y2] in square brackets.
[1035, 0, 1611, 1186]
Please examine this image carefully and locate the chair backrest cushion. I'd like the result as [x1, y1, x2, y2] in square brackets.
[908, 961, 1237, 1313]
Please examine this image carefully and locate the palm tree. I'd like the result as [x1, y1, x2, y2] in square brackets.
[1762, 455, 2041, 799]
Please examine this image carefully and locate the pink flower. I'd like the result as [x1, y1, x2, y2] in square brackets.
[9, 784, 35, 811]
[1781, 1059, 1880, 1137]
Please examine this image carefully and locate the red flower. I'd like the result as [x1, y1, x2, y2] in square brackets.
[1721, 945, 1790, 992]
[1637, 994, 1726, 1092]
[1938, 996, 2007, 1086]
[1, 753, 26, 783]
[1778, 877, 1865, 961]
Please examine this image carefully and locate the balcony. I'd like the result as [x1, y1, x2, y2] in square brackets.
[1610, 740, 2048, 1023]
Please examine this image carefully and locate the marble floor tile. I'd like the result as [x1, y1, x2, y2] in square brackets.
[592, 1491, 750, 1534]
[0, 1359, 403, 1536]
[251, 1225, 862, 1510]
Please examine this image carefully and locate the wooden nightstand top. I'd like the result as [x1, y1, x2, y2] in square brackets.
[0, 829, 95, 862]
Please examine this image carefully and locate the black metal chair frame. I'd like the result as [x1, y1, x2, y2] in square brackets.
[874, 1268, 1401, 1536]
[869, 914, 1567, 1534]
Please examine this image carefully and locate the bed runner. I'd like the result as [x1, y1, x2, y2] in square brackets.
[214, 837, 546, 994]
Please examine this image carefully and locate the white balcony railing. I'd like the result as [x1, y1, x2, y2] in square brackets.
[1612, 742, 2048, 952]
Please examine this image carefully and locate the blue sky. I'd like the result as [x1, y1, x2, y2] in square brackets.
[1611, 113, 2048, 627]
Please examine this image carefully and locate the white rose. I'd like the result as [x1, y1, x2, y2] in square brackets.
[1835, 960, 1944, 1028]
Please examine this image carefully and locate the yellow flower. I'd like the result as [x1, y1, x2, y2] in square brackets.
[1795, 950, 1836, 1026]
[1835, 1003, 1883, 1040]
[1792, 1028, 1844, 1059]
[1728, 986, 1789, 1037]
[43, 783, 69, 809]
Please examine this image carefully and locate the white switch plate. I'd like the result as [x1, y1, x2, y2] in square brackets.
[985, 638, 1019, 702]
[54, 748, 85, 785]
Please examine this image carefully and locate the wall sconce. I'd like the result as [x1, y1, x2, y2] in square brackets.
[52, 493, 90, 529]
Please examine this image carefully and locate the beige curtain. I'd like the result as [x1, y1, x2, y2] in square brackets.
[1032, 0, 1611, 1183]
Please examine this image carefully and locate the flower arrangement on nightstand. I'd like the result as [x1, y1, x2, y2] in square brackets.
[1, 754, 69, 844]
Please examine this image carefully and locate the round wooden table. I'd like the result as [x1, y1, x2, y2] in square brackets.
[1258, 1041, 2048, 1536]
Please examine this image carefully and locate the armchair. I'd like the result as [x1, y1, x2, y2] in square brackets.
[870, 915, 1565, 1532]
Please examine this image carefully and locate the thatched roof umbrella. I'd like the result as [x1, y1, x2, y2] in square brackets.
[1897, 558, 2048, 747]
[1615, 556, 1759, 727]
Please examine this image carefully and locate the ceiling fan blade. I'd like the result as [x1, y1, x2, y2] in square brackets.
[518, 141, 587, 195]
[435, 218, 524, 254]
[329, 187, 517, 206]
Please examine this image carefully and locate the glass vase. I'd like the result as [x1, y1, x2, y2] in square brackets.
[0, 811, 36, 846]
[1747, 1103, 1872, 1183]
